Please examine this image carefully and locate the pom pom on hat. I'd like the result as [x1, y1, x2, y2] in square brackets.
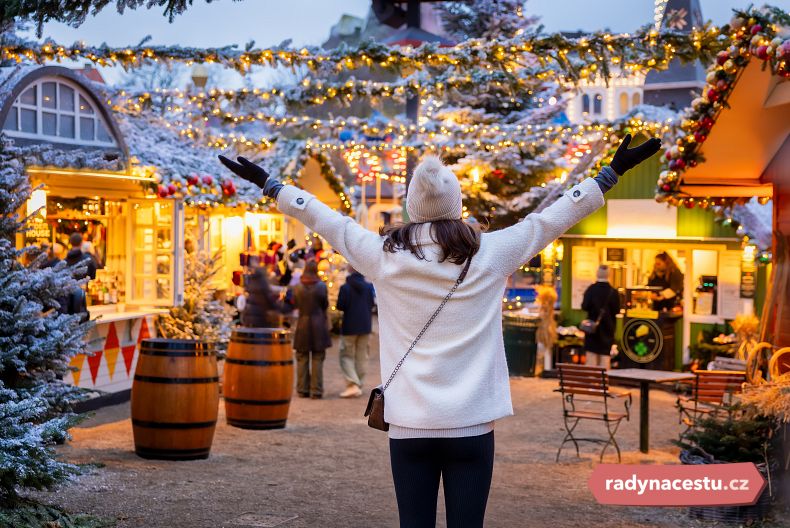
[406, 155, 463, 223]
[597, 264, 610, 282]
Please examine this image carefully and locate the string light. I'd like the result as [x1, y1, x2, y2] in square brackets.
[1, 25, 728, 81]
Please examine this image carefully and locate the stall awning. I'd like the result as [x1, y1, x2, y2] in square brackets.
[27, 166, 155, 199]
[678, 60, 790, 198]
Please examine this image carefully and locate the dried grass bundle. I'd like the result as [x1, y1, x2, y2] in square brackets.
[741, 374, 790, 423]
[731, 313, 760, 342]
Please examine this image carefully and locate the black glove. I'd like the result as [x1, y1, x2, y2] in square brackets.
[609, 134, 662, 175]
[218, 155, 284, 199]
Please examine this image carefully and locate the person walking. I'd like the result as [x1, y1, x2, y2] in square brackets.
[220, 133, 660, 527]
[581, 264, 620, 369]
[291, 260, 332, 399]
[336, 265, 376, 398]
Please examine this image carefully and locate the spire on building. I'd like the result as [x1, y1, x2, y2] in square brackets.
[644, 0, 707, 109]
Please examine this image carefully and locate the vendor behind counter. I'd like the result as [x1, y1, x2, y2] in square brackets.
[647, 251, 684, 312]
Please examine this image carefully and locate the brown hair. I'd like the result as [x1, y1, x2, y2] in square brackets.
[303, 260, 320, 281]
[380, 219, 482, 265]
[651, 251, 678, 279]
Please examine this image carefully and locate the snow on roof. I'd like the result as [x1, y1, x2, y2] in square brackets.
[0, 65, 45, 107]
[117, 112, 265, 206]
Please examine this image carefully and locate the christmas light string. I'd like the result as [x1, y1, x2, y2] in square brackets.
[2, 24, 727, 80]
[657, 6, 789, 210]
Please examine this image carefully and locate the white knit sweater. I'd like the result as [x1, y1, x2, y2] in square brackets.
[277, 177, 605, 438]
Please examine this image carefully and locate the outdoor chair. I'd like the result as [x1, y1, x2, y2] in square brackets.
[768, 347, 790, 379]
[555, 363, 632, 463]
[676, 370, 746, 439]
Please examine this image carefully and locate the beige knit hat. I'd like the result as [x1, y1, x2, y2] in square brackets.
[406, 156, 463, 223]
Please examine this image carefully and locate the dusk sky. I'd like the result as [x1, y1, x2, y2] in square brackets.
[34, 0, 784, 49]
[27, 0, 788, 86]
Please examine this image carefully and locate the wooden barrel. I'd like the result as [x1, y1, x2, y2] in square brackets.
[131, 339, 219, 460]
[224, 328, 293, 429]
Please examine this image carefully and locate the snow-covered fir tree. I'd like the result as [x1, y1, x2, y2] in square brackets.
[438, 0, 540, 41]
[432, 1, 566, 227]
[156, 247, 234, 355]
[0, 135, 90, 504]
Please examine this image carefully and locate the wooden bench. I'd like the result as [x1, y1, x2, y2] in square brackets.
[555, 363, 631, 462]
[677, 370, 746, 438]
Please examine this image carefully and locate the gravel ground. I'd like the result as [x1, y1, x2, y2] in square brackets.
[34, 330, 740, 527]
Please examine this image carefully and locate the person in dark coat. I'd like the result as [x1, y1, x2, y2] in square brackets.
[581, 265, 620, 369]
[40, 242, 61, 269]
[64, 232, 97, 281]
[336, 265, 376, 398]
[241, 257, 284, 328]
[292, 260, 332, 398]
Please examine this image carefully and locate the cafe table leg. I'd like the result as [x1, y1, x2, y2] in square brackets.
[639, 381, 650, 453]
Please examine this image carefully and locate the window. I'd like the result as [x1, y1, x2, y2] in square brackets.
[619, 93, 629, 116]
[581, 94, 590, 114]
[2, 77, 116, 147]
[632, 92, 641, 107]
[593, 93, 603, 115]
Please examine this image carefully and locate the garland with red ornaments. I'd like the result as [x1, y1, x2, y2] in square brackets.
[656, 6, 789, 210]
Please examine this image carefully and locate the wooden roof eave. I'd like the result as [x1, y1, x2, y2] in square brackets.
[678, 60, 790, 198]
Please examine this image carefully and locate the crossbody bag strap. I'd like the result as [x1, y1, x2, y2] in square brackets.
[595, 287, 617, 324]
[381, 256, 472, 393]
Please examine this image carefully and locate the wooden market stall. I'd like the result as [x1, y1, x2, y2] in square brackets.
[659, 34, 790, 347]
[1, 65, 184, 404]
[559, 153, 769, 370]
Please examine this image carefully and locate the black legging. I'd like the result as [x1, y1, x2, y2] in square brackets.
[389, 431, 495, 528]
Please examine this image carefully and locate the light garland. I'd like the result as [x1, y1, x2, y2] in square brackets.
[112, 69, 543, 113]
[656, 6, 789, 210]
[3, 24, 728, 82]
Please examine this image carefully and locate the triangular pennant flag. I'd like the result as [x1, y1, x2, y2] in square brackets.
[87, 351, 103, 385]
[69, 354, 85, 387]
[105, 347, 119, 380]
[137, 317, 151, 344]
[122, 345, 137, 377]
[105, 322, 119, 349]
[104, 323, 120, 380]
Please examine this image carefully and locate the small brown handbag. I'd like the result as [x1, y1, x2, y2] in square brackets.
[364, 257, 471, 432]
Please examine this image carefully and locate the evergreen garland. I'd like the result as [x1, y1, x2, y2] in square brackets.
[0, 0, 222, 36]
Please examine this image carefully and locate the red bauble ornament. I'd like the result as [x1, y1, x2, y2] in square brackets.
[689, 159, 698, 168]
[675, 159, 686, 170]
[756, 45, 769, 60]
[701, 117, 714, 129]
[665, 151, 673, 161]
[186, 174, 199, 186]
[750, 24, 762, 35]
[157, 185, 169, 198]
[662, 184, 671, 192]
[716, 51, 729, 65]
[222, 180, 236, 196]
[715, 80, 729, 91]
[202, 175, 213, 186]
[707, 89, 719, 102]
[684, 199, 696, 209]
[694, 132, 707, 143]
[167, 183, 177, 196]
